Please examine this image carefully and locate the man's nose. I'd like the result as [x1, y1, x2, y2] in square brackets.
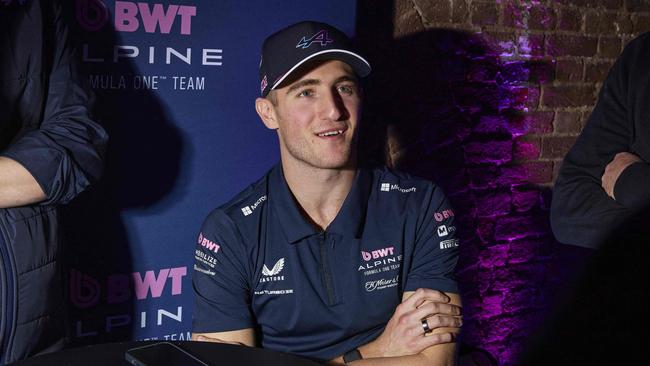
[319, 90, 348, 121]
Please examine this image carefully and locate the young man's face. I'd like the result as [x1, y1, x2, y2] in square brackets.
[264, 60, 362, 171]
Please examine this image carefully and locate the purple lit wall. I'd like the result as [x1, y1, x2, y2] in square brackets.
[356, 0, 650, 364]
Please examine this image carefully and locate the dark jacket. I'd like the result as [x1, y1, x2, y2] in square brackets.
[551, 32, 650, 248]
[0, 0, 107, 363]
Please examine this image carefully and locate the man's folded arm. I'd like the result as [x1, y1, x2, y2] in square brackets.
[550, 37, 639, 248]
[329, 291, 461, 366]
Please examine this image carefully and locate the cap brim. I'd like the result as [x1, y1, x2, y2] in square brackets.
[270, 49, 371, 91]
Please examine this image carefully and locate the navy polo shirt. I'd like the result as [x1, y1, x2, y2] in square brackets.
[192, 164, 459, 361]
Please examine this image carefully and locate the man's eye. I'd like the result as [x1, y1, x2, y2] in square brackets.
[338, 85, 355, 95]
[298, 89, 314, 97]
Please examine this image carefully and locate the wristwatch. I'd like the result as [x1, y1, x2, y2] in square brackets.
[343, 348, 363, 363]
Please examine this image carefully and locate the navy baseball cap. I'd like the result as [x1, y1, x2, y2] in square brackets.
[259, 21, 371, 97]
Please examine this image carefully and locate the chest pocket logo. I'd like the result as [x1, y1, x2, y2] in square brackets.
[262, 258, 285, 276]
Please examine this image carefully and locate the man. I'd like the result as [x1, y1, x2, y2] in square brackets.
[551, 32, 650, 248]
[0, 0, 107, 363]
[533, 32, 650, 364]
[192, 21, 461, 365]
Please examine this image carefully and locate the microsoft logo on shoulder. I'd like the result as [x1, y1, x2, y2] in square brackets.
[380, 183, 390, 192]
[241, 206, 253, 216]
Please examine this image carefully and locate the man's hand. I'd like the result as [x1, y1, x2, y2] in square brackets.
[602, 152, 642, 199]
[361, 289, 461, 358]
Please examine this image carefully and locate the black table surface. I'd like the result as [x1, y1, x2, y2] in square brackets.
[11, 341, 321, 366]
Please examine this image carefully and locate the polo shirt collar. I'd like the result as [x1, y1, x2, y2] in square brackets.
[269, 164, 372, 244]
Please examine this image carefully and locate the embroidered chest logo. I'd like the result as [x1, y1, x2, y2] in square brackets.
[358, 246, 403, 276]
[255, 258, 294, 296]
[260, 258, 285, 282]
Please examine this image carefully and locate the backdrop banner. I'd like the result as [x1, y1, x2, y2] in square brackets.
[63, 0, 357, 344]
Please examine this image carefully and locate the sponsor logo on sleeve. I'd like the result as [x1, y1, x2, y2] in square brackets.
[440, 238, 459, 249]
[380, 183, 417, 193]
[193, 264, 215, 276]
[241, 195, 267, 216]
[194, 249, 217, 269]
[437, 225, 456, 237]
[197, 232, 220, 254]
[434, 209, 455, 222]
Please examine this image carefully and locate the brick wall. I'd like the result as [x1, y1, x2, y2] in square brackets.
[391, 0, 650, 183]
[356, 1, 650, 365]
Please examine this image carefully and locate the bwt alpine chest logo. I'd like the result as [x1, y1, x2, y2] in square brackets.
[361, 246, 395, 261]
[296, 30, 333, 49]
[358, 246, 402, 276]
[76, 0, 196, 34]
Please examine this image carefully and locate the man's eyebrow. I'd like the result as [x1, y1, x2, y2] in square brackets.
[334, 75, 358, 84]
[286, 79, 320, 95]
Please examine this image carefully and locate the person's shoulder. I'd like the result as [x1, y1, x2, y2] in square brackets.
[618, 32, 650, 67]
[369, 166, 446, 204]
[203, 169, 272, 227]
[627, 31, 650, 49]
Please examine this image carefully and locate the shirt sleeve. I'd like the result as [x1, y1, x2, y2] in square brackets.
[404, 184, 459, 294]
[549, 35, 649, 248]
[614, 162, 650, 210]
[1, 0, 108, 205]
[192, 209, 256, 333]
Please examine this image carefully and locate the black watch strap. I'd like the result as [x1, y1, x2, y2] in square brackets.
[343, 348, 363, 363]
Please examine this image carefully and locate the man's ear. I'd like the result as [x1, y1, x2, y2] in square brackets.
[255, 97, 279, 130]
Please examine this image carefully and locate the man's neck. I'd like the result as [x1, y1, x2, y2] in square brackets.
[281, 158, 357, 231]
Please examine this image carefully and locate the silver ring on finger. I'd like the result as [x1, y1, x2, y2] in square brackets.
[421, 318, 432, 335]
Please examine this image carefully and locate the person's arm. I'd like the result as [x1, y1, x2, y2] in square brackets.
[0, 157, 46, 208]
[192, 210, 257, 342]
[609, 157, 650, 210]
[327, 290, 460, 366]
[328, 182, 462, 366]
[195, 288, 461, 366]
[550, 35, 650, 248]
[192, 329, 256, 347]
[0, 0, 107, 208]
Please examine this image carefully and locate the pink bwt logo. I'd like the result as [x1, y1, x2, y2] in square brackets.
[434, 209, 455, 222]
[198, 232, 220, 254]
[70, 267, 187, 309]
[76, 0, 196, 34]
[361, 246, 395, 261]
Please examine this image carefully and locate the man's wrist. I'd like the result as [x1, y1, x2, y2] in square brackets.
[358, 338, 383, 358]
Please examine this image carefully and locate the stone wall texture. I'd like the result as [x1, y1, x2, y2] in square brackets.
[356, 0, 650, 364]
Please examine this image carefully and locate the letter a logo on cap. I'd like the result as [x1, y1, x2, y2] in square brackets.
[296, 30, 334, 49]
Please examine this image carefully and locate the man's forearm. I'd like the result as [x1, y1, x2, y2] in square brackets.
[329, 341, 455, 366]
[0, 157, 46, 208]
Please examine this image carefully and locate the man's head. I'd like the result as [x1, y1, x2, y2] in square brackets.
[254, 21, 371, 171]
